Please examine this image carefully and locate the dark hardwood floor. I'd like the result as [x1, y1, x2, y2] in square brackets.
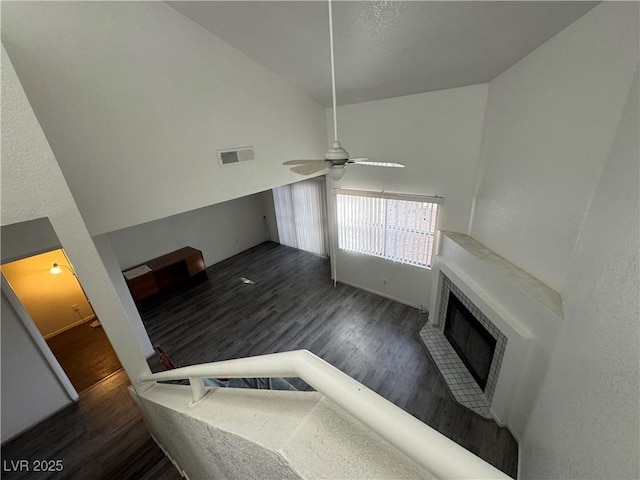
[0, 370, 180, 480]
[141, 241, 518, 477]
[2, 241, 517, 479]
[46, 320, 122, 393]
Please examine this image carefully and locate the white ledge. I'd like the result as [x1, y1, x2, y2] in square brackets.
[441, 232, 563, 320]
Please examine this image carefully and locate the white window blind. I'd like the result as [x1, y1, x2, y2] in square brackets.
[336, 190, 440, 268]
[273, 178, 327, 257]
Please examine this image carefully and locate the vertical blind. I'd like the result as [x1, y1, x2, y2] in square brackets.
[336, 190, 440, 268]
[272, 177, 327, 257]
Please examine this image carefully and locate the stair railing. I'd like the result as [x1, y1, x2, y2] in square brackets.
[138, 349, 509, 479]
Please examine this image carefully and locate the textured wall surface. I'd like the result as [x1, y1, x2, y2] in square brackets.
[2, 1, 326, 236]
[470, 2, 639, 292]
[329, 84, 489, 307]
[1, 292, 71, 442]
[1, 218, 61, 264]
[465, 4, 639, 476]
[334, 83, 488, 233]
[520, 72, 639, 479]
[135, 384, 435, 479]
[105, 192, 270, 270]
[1, 44, 151, 437]
[92, 236, 154, 358]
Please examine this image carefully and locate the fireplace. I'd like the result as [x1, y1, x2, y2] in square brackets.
[419, 272, 508, 418]
[419, 233, 548, 427]
[444, 292, 497, 391]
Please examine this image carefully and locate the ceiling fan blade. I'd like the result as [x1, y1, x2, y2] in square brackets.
[351, 159, 406, 168]
[291, 160, 328, 175]
[284, 159, 323, 165]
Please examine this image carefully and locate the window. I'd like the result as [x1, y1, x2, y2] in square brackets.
[336, 190, 440, 268]
[272, 177, 327, 257]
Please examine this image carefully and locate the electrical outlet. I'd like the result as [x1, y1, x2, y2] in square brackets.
[72, 304, 79, 312]
[382, 278, 388, 285]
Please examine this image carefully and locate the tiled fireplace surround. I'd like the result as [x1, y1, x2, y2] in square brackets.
[420, 232, 563, 435]
[420, 273, 507, 418]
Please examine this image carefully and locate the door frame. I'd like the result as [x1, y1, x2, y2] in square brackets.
[1, 274, 79, 401]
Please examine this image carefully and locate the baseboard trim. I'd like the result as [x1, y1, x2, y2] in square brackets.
[44, 315, 97, 339]
[335, 279, 420, 309]
[489, 407, 522, 477]
[489, 407, 521, 442]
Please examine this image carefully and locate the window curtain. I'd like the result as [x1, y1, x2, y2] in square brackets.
[272, 177, 327, 257]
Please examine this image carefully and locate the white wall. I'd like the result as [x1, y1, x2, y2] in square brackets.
[93, 191, 275, 357]
[105, 193, 270, 270]
[1, 291, 72, 442]
[135, 385, 434, 480]
[92, 236, 154, 358]
[329, 84, 488, 307]
[263, 190, 280, 244]
[520, 71, 639, 479]
[1, 1, 326, 236]
[1, 44, 151, 438]
[470, 2, 639, 292]
[1, 218, 60, 264]
[461, 2, 639, 477]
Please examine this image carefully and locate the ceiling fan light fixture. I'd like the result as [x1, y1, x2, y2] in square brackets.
[328, 164, 347, 181]
[325, 140, 350, 162]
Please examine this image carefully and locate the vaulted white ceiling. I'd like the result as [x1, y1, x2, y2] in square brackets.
[167, 1, 598, 106]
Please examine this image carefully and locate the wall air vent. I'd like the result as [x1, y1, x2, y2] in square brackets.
[217, 147, 255, 167]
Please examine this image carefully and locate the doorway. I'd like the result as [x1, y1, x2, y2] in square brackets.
[1, 249, 122, 392]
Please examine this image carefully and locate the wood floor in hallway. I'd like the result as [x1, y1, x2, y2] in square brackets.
[46, 320, 122, 393]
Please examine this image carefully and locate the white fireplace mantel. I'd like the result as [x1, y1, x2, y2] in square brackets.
[436, 232, 563, 321]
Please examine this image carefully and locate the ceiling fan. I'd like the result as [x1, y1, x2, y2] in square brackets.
[284, 0, 405, 181]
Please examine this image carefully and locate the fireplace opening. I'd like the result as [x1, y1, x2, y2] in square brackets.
[444, 292, 497, 390]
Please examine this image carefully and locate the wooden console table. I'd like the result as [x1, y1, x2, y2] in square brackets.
[123, 246, 206, 305]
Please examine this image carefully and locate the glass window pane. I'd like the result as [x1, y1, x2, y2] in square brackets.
[336, 193, 438, 268]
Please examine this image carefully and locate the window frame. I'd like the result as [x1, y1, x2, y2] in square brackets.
[334, 189, 441, 269]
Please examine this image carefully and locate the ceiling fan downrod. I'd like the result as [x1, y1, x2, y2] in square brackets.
[326, 0, 349, 180]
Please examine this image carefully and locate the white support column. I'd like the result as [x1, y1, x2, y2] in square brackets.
[1, 45, 152, 391]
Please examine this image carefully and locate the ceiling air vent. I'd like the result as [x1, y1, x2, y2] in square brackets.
[217, 147, 255, 167]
